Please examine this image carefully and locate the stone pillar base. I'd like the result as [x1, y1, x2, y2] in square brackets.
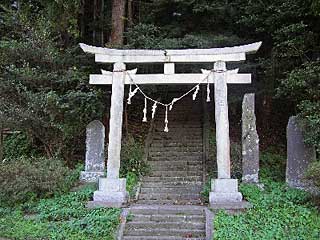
[80, 171, 105, 182]
[242, 173, 259, 184]
[90, 178, 129, 208]
[209, 179, 243, 205]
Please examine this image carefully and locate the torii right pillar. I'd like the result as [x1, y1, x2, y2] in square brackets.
[209, 61, 243, 205]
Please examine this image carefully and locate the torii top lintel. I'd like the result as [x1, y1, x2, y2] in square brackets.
[79, 42, 262, 63]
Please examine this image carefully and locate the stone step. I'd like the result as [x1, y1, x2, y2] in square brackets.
[139, 193, 201, 201]
[141, 181, 203, 188]
[149, 152, 203, 157]
[125, 221, 205, 230]
[153, 131, 202, 135]
[152, 139, 203, 143]
[155, 114, 202, 117]
[140, 186, 202, 194]
[149, 165, 203, 172]
[143, 176, 203, 182]
[123, 228, 205, 237]
[131, 214, 205, 222]
[149, 170, 202, 177]
[154, 123, 202, 127]
[148, 156, 203, 161]
[151, 140, 203, 144]
[123, 236, 205, 240]
[130, 205, 205, 214]
[148, 160, 202, 167]
[149, 146, 203, 152]
[151, 142, 203, 147]
[136, 199, 203, 205]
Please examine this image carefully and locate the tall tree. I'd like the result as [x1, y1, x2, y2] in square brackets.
[110, 0, 126, 45]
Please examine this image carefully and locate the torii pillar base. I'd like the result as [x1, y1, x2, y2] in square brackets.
[87, 178, 129, 208]
[209, 179, 243, 205]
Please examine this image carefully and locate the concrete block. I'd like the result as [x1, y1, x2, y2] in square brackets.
[90, 177, 129, 207]
[98, 178, 126, 192]
[211, 179, 239, 192]
[209, 178, 243, 205]
[93, 190, 128, 203]
[209, 192, 243, 204]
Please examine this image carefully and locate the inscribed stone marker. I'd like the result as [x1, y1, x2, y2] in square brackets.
[242, 93, 260, 183]
[80, 120, 105, 182]
[286, 116, 316, 189]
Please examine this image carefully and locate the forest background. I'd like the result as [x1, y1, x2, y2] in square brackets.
[0, 0, 319, 200]
[0, 1, 319, 239]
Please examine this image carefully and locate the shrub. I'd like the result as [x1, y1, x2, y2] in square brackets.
[120, 136, 149, 177]
[3, 132, 36, 159]
[305, 161, 320, 188]
[0, 156, 81, 205]
[214, 180, 320, 240]
[0, 184, 121, 240]
[126, 172, 139, 198]
[260, 151, 286, 181]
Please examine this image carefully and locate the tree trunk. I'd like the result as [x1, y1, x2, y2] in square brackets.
[110, 0, 126, 45]
[80, 0, 86, 40]
[93, 0, 97, 44]
[100, 0, 104, 46]
[128, 0, 133, 27]
[0, 124, 3, 162]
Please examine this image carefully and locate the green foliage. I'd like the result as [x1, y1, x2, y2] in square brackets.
[120, 136, 149, 177]
[3, 132, 37, 159]
[126, 23, 243, 49]
[201, 177, 211, 203]
[277, 62, 320, 153]
[126, 172, 139, 198]
[0, 184, 121, 240]
[260, 151, 287, 182]
[298, 102, 320, 153]
[0, 5, 105, 160]
[0, 156, 81, 205]
[214, 181, 320, 240]
[306, 161, 320, 188]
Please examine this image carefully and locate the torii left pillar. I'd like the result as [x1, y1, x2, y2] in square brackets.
[90, 62, 129, 208]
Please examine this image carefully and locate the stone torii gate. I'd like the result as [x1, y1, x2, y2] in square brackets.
[80, 42, 262, 207]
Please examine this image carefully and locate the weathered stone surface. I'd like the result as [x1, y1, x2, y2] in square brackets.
[214, 61, 231, 179]
[209, 179, 243, 204]
[91, 178, 129, 207]
[80, 120, 105, 182]
[106, 62, 126, 179]
[80, 171, 105, 182]
[286, 116, 316, 189]
[242, 93, 259, 183]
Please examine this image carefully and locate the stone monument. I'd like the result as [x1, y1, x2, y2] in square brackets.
[242, 93, 260, 184]
[80, 120, 105, 182]
[286, 116, 316, 189]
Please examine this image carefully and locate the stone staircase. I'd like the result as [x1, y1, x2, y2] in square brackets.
[122, 95, 207, 240]
[138, 96, 204, 205]
[123, 205, 206, 240]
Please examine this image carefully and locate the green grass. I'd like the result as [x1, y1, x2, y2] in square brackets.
[0, 184, 121, 240]
[213, 151, 320, 240]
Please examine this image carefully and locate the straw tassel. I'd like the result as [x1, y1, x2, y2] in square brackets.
[152, 102, 157, 119]
[128, 87, 138, 104]
[164, 106, 169, 132]
[193, 85, 200, 101]
[142, 98, 147, 122]
[206, 82, 211, 102]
